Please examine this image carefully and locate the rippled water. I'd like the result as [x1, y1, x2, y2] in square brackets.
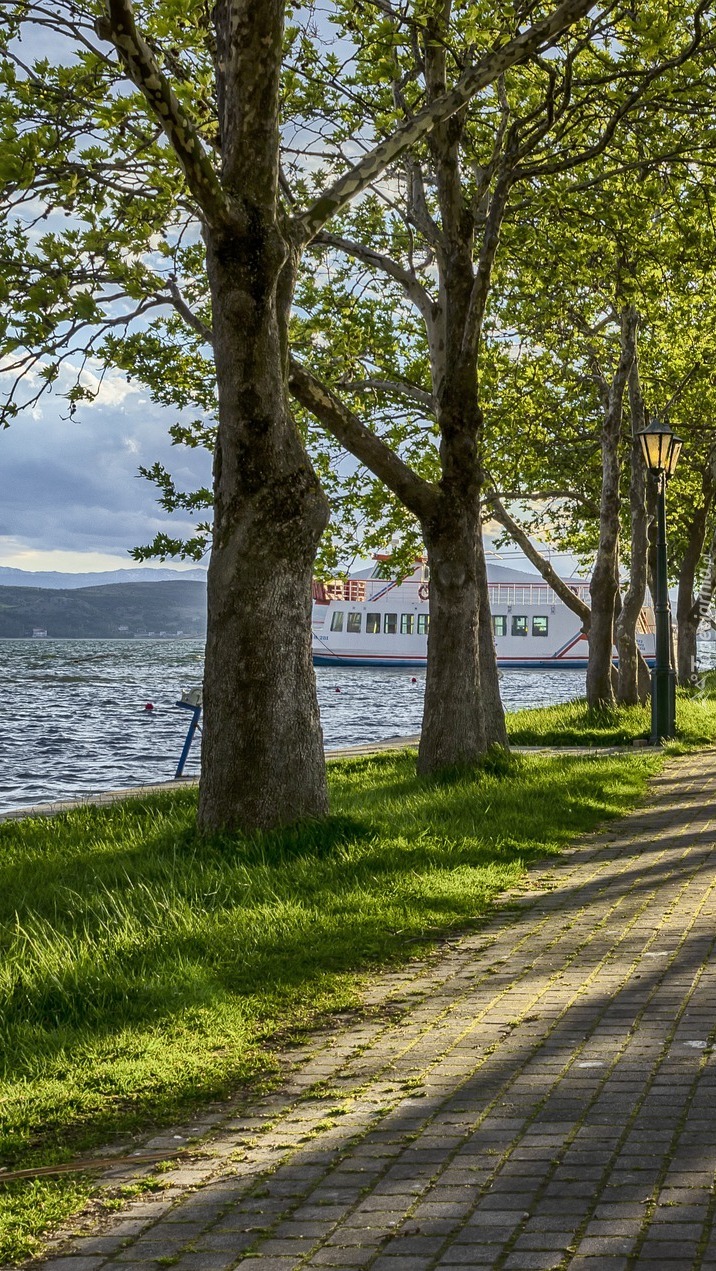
[0, 638, 587, 813]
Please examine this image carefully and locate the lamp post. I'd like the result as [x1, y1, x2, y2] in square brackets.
[637, 418, 683, 743]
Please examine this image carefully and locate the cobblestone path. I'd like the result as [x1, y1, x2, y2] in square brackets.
[34, 750, 716, 1271]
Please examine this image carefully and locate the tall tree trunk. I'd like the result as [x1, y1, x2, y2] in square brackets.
[419, 504, 486, 773]
[616, 356, 650, 705]
[586, 308, 637, 708]
[676, 462, 713, 685]
[199, 230, 330, 832]
[286, 362, 502, 772]
[476, 526, 508, 747]
[676, 514, 708, 686]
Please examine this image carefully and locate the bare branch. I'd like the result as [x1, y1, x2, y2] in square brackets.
[313, 230, 436, 326]
[462, 159, 516, 358]
[294, 0, 598, 244]
[288, 357, 439, 522]
[339, 377, 436, 413]
[167, 281, 214, 344]
[405, 155, 444, 249]
[487, 495, 591, 628]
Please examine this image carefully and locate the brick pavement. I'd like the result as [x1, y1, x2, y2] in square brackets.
[29, 748, 716, 1271]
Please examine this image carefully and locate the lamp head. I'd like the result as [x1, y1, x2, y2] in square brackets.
[637, 417, 682, 478]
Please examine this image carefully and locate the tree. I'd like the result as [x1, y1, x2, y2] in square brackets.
[0, 0, 599, 827]
[119, 0, 712, 743]
[484, 73, 716, 706]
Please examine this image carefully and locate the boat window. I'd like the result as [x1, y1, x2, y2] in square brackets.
[366, 613, 381, 634]
[512, 615, 528, 636]
[330, 611, 344, 632]
[492, 615, 507, 637]
[347, 612, 362, 633]
[417, 614, 429, 635]
[401, 613, 415, 635]
[532, 616, 549, 637]
[384, 613, 397, 634]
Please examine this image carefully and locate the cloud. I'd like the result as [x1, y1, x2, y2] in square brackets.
[0, 386, 212, 563]
[69, 362, 143, 408]
[0, 540, 205, 571]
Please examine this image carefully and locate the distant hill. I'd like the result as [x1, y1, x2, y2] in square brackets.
[0, 566, 207, 589]
[0, 581, 207, 639]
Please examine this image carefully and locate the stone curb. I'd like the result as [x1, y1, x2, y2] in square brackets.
[0, 735, 645, 823]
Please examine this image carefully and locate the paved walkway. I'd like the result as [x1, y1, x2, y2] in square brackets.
[33, 748, 716, 1271]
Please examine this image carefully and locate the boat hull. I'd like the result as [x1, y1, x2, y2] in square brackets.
[314, 652, 655, 670]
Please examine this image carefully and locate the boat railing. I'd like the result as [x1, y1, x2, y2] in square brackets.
[487, 583, 589, 607]
[638, 607, 656, 635]
[313, 577, 594, 608]
[312, 579, 367, 603]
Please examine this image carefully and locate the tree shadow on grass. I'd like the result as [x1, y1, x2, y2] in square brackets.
[0, 746, 685, 1175]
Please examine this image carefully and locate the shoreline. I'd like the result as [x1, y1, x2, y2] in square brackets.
[0, 731, 643, 823]
[0, 734, 422, 822]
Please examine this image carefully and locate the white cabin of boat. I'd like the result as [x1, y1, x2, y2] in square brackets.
[311, 559, 656, 670]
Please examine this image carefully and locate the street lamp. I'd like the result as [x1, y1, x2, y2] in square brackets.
[637, 417, 683, 743]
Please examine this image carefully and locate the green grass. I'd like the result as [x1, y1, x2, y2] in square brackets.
[0, 745, 665, 1260]
[507, 687, 716, 748]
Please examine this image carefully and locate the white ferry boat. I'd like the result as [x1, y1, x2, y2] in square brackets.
[312, 561, 656, 670]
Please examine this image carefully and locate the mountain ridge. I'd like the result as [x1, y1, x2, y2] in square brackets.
[0, 580, 206, 638]
[0, 566, 207, 590]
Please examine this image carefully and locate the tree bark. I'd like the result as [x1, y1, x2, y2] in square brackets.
[288, 358, 505, 767]
[419, 505, 486, 773]
[476, 527, 509, 747]
[195, 0, 330, 831]
[616, 355, 650, 704]
[198, 232, 330, 830]
[675, 458, 714, 686]
[586, 307, 637, 707]
[411, 23, 510, 771]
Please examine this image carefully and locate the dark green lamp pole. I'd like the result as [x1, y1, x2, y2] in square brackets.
[637, 418, 683, 743]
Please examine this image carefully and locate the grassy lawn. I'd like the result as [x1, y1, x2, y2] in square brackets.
[0, 742, 667, 1261]
[507, 684, 716, 747]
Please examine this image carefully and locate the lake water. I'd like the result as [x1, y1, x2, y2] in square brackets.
[0, 638, 589, 813]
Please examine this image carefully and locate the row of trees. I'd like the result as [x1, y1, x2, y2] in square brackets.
[2, 0, 716, 831]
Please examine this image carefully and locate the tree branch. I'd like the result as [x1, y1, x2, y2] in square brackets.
[462, 158, 516, 358]
[294, 0, 597, 244]
[338, 377, 437, 413]
[313, 230, 436, 325]
[518, 0, 711, 181]
[166, 281, 214, 344]
[405, 155, 444, 250]
[288, 357, 439, 522]
[96, 0, 235, 228]
[487, 495, 592, 629]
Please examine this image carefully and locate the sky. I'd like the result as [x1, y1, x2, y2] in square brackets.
[1, 19, 213, 575]
[0, 360, 212, 573]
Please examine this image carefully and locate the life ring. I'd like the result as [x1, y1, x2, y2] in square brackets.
[418, 582, 430, 601]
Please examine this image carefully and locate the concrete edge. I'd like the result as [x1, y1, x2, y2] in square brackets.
[0, 735, 652, 824]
